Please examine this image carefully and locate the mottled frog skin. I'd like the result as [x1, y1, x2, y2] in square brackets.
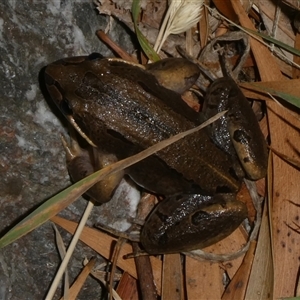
[45, 54, 267, 254]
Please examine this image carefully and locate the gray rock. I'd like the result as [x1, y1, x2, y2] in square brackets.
[0, 1, 137, 298]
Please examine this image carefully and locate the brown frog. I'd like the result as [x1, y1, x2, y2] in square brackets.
[44, 54, 267, 254]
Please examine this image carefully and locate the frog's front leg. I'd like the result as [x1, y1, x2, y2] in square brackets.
[61, 129, 124, 204]
[140, 193, 247, 254]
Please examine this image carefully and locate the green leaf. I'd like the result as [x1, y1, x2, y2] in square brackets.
[243, 82, 300, 109]
[242, 27, 300, 57]
[132, 0, 160, 61]
[271, 90, 300, 108]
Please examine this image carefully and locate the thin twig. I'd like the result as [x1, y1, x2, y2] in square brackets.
[204, 4, 300, 70]
[46, 200, 94, 300]
[96, 30, 137, 63]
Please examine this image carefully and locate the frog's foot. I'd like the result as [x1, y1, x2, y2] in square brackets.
[197, 31, 250, 89]
[61, 128, 124, 204]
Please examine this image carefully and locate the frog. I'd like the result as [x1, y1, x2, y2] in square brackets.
[44, 53, 267, 254]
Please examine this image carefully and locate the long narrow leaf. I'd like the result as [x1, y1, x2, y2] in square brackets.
[240, 81, 300, 108]
[242, 27, 300, 57]
[132, 0, 160, 61]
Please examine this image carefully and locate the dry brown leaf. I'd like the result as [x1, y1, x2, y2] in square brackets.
[116, 272, 139, 300]
[244, 202, 273, 300]
[59, 257, 96, 300]
[199, 1, 209, 48]
[231, 0, 300, 298]
[257, 0, 295, 41]
[51, 215, 163, 294]
[205, 227, 247, 278]
[185, 258, 223, 299]
[162, 253, 184, 300]
[222, 241, 256, 300]
[142, 0, 167, 29]
[212, 0, 238, 22]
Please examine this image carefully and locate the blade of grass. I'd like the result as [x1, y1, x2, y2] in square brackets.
[240, 80, 300, 108]
[46, 200, 94, 300]
[53, 224, 69, 299]
[242, 27, 300, 57]
[0, 111, 226, 249]
[132, 0, 160, 61]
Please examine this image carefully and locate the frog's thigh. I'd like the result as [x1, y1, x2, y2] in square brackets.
[140, 193, 247, 254]
[62, 132, 124, 204]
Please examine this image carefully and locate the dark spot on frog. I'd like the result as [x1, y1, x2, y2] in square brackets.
[287, 231, 291, 237]
[191, 210, 210, 225]
[229, 87, 238, 97]
[292, 238, 295, 244]
[106, 129, 133, 145]
[281, 241, 286, 248]
[243, 157, 250, 163]
[216, 185, 233, 193]
[155, 210, 169, 222]
[295, 215, 299, 221]
[158, 232, 168, 246]
[275, 191, 280, 197]
[277, 229, 280, 234]
[207, 103, 218, 109]
[228, 114, 242, 124]
[157, 60, 168, 68]
[137, 80, 156, 96]
[233, 129, 251, 144]
[174, 194, 182, 201]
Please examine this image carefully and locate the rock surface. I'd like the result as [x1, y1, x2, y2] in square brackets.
[0, 1, 139, 299]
